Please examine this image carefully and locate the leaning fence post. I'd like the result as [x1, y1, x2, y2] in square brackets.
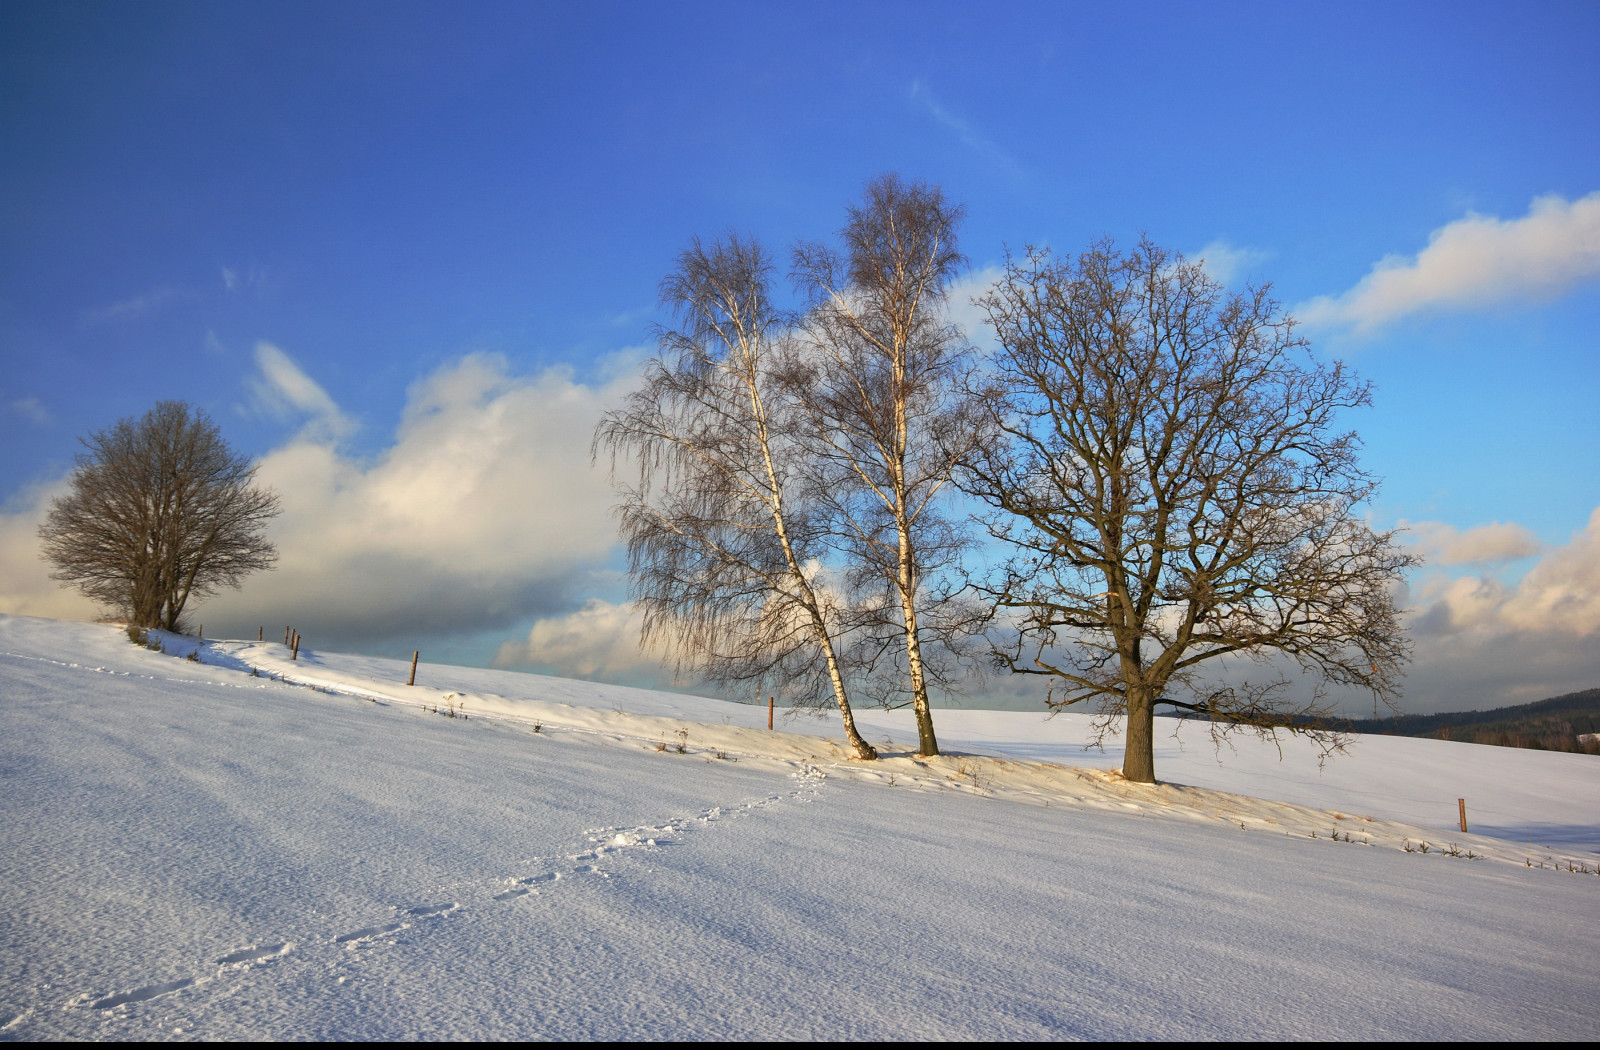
[291, 633, 300, 661]
[1458, 798, 1468, 833]
[408, 650, 419, 687]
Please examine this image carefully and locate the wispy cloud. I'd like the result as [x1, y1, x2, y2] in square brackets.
[81, 286, 189, 326]
[1300, 191, 1600, 333]
[909, 80, 1023, 178]
[245, 342, 355, 442]
[1190, 240, 1269, 286]
[220, 263, 272, 296]
[7, 396, 50, 425]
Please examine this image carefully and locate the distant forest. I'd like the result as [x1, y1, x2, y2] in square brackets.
[1318, 688, 1600, 755]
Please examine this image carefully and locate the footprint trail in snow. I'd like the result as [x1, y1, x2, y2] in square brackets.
[47, 765, 830, 1030]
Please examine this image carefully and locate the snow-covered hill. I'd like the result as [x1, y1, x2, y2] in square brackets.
[2, 614, 1596, 1039]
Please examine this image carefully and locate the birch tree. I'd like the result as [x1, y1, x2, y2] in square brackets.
[789, 175, 987, 757]
[596, 234, 878, 759]
[961, 240, 1415, 783]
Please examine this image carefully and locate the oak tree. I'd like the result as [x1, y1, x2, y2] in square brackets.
[961, 240, 1414, 783]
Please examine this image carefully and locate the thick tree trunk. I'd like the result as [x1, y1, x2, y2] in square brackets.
[1122, 683, 1156, 783]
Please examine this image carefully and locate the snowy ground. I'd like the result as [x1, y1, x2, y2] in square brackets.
[2, 615, 1597, 1039]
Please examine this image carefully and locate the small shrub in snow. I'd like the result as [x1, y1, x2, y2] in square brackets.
[126, 625, 148, 646]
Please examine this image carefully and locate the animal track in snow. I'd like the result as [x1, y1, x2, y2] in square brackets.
[334, 922, 408, 944]
[40, 765, 831, 1031]
[89, 977, 197, 1011]
[215, 943, 291, 965]
[405, 902, 458, 918]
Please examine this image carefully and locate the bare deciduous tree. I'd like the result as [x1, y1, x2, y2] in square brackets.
[961, 240, 1415, 783]
[40, 401, 280, 631]
[596, 234, 878, 759]
[789, 174, 988, 757]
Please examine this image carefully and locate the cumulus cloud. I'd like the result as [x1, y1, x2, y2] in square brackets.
[1300, 191, 1600, 332]
[1403, 519, 1542, 566]
[0, 479, 101, 622]
[197, 350, 637, 647]
[1394, 507, 1600, 711]
[493, 598, 676, 687]
[0, 348, 640, 651]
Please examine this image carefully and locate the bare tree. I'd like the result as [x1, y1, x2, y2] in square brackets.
[961, 240, 1415, 783]
[789, 174, 988, 757]
[596, 234, 878, 759]
[40, 401, 280, 632]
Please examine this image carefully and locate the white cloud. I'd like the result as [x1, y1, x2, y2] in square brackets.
[945, 265, 1003, 352]
[8, 397, 50, 425]
[1394, 508, 1600, 711]
[908, 80, 1023, 178]
[197, 350, 637, 647]
[0, 349, 641, 650]
[1411, 511, 1600, 637]
[245, 342, 355, 442]
[1403, 519, 1542, 566]
[1191, 240, 1268, 286]
[81, 286, 188, 326]
[0, 479, 101, 622]
[494, 598, 672, 686]
[1300, 191, 1600, 332]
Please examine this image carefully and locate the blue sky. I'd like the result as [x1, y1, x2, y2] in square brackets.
[2, 1, 1597, 713]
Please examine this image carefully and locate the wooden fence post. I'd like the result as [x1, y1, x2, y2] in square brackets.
[1458, 798, 1468, 833]
[258, 626, 263, 641]
[291, 633, 299, 661]
[768, 696, 774, 731]
[198, 625, 202, 639]
[284, 626, 290, 646]
[408, 651, 419, 687]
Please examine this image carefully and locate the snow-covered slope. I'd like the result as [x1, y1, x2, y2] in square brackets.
[2, 615, 1596, 1039]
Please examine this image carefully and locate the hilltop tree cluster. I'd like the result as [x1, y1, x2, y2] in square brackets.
[36, 176, 1414, 786]
[599, 175, 1414, 782]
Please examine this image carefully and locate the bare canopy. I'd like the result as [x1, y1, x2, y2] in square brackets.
[595, 234, 879, 759]
[961, 240, 1415, 783]
[789, 174, 988, 757]
[39, 400, 280, 632]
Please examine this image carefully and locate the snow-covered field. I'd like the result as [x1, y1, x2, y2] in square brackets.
[3, 614, 1597, 1039]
